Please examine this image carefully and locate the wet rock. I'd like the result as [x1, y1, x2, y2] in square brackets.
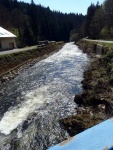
[60, 112, 103, 136]
[82, 82, 92, 90]
[22, 120, 29, 130]
[74, 95, 83, 106]
[98, 104, 105, 110]
[1, 78, 6, 82]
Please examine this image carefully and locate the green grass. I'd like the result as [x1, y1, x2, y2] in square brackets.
[97, 42, 113, 49]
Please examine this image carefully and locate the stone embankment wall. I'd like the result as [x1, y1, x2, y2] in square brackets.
[0, 42, 64, 82]
[77, 40, 110, 56]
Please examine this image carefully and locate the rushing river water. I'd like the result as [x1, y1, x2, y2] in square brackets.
[0, 43, 88, 150]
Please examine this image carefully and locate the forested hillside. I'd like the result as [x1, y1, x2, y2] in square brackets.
[0, 0, 84, 46]
[71, 0, 113, 41]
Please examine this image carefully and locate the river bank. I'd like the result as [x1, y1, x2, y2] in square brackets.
[61, 40, 113, 136]
[0, 42, 64, 83]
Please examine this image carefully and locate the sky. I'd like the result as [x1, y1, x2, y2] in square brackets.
[22, 0, 105, 15]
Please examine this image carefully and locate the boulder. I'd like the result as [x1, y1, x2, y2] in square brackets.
[74, 95, 83, 106]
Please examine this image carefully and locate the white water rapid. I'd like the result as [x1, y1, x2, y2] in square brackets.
[0, 43, 89, 150]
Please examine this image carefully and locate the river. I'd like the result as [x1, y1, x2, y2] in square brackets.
[0, 43, 88, 150]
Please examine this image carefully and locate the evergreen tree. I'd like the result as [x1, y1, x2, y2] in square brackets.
[89, 7, 104, 39]
[31, 0, 35, 5]
[85, 3, 97, 37]
[13, 0, 18, 8]
[103, 0, 113, 28]
[0, 0, 85, 45]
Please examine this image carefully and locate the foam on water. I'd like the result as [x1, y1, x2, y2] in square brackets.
[0, 86, 48, 135]
[44, 43, 83, 63]
[0, 43, 88, 135]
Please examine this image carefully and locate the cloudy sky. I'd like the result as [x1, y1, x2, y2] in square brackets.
[22, 0, 105, 15]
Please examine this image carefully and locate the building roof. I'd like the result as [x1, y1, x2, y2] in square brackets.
[0, 27, 17, 38]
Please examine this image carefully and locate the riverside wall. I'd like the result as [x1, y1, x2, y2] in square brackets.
[60, 40, 113, 136]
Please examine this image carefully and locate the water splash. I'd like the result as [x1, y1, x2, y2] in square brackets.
[0, 86, 48, 135]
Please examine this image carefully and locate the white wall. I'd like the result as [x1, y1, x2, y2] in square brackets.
[0, 38, 16, 50]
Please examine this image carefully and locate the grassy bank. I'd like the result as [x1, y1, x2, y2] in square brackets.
[0, 42, 64, 80]
[60, 40, 113, 136]
[98, 42, 113, 49]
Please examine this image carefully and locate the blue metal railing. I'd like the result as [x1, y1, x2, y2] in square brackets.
[48, 118, 113, 150]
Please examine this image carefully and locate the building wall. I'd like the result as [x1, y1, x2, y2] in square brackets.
[0, 38, 16, 50]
